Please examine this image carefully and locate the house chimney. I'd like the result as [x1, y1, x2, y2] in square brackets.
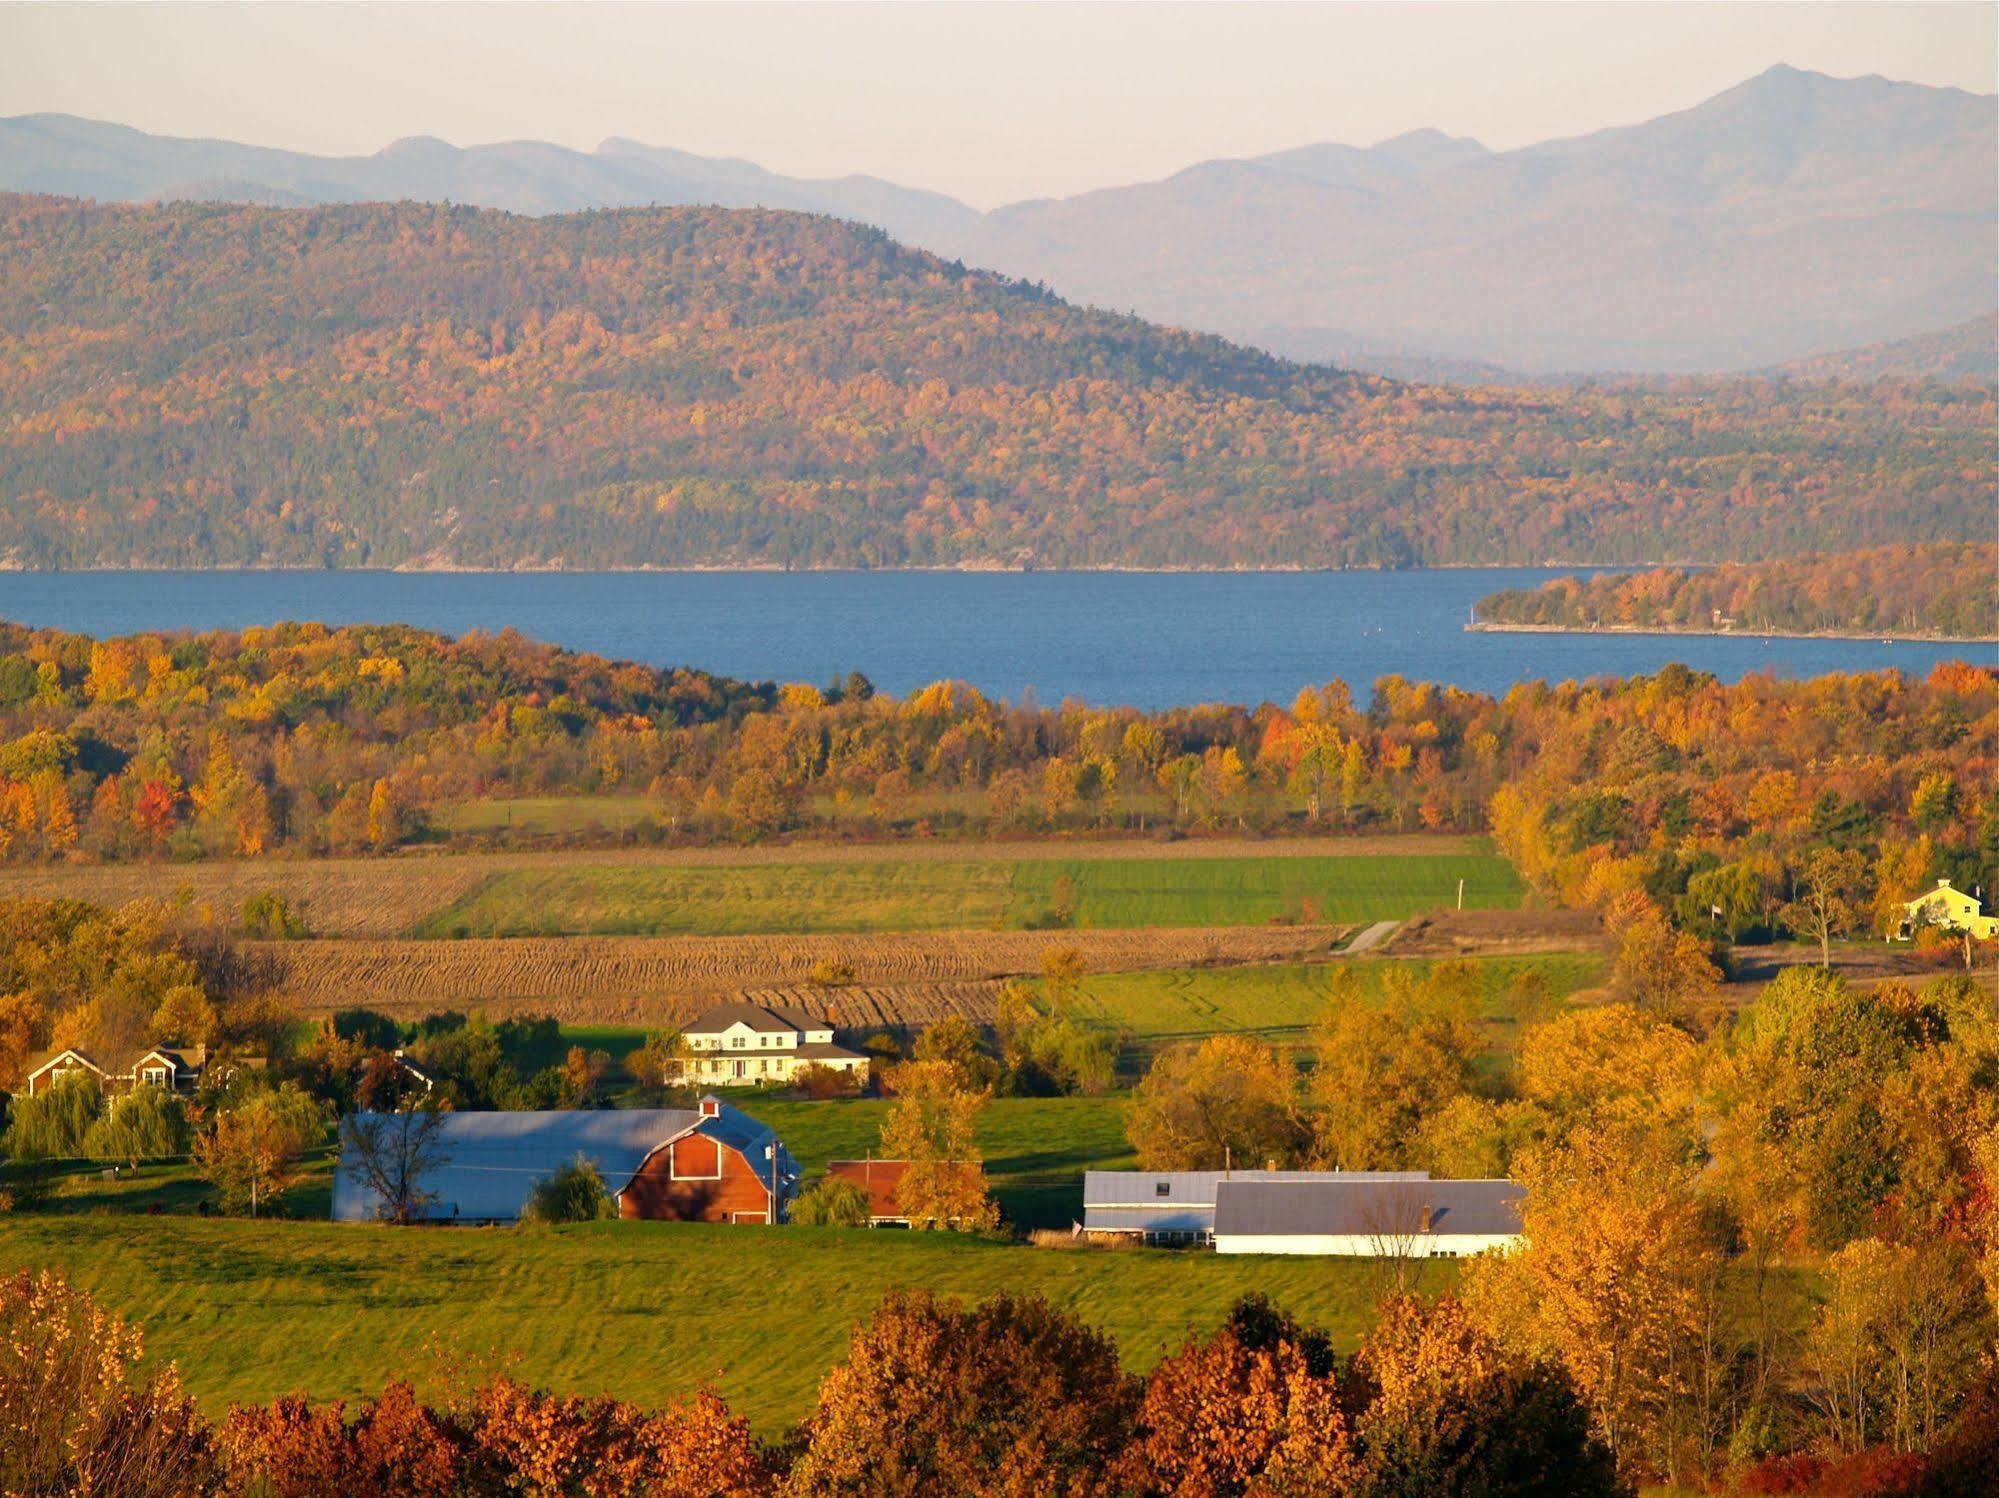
[1419, 1205, 1435, 1233]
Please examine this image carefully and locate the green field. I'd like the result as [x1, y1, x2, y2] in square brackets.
[0, 1216, 1412, 1432]
[1067, 954, 1608, 1061]
[412, 850, 1522, 938]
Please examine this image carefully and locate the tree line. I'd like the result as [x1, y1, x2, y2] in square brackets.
[1475, 543, 1999, 640]
[1, 193, 1991, 570]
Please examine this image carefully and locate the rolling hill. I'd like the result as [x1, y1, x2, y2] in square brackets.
[8, 66, 1990, 377]
[0, 192, 1990, 571]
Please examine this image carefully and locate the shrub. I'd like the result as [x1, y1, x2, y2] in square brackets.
[0, 1270, 217, 1493]
[789, 1176, 871, 1228]
[522, 1158, 617, 1224]
[792, 1063, 860, 1100]
[242, 889, 312, 939]
[807, 959, 856, 988]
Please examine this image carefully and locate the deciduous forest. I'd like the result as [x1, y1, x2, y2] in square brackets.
[0, 194, 1991, 570]
[0, 618, 1990, 952]
[1475, 543, 1999, 640]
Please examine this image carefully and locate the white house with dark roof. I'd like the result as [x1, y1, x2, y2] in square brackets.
[1212, 1178, 1526, 1258]
[678, 1001, 869, 1087]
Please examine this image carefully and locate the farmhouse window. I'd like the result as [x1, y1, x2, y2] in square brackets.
[1156, 1182, 1171, 1197]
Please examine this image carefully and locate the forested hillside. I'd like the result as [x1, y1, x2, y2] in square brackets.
[0, 193, 1992, 570]
[1475, 543, 1999, 639]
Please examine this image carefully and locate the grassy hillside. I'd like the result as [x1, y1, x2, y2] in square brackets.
[0, 1216, 1406, 1432]
[0, 193, 1989, 569]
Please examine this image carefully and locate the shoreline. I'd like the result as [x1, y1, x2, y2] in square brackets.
[1466, 621, 1997, 645]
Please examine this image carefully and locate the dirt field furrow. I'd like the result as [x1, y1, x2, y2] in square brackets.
[241, 925, 1351, 1024]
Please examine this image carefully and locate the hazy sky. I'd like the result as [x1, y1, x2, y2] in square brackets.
[3, 2, 1993, 207]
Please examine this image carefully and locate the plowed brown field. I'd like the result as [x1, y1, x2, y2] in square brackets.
[0, 834, 1476, 939]
[240, 925, 1351, 1024]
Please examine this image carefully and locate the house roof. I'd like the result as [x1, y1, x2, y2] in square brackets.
[795, 1041, 866, 1061]
[828, 1158, 909, 1216]
[27, 1044, 206, 1080]
[1212, 1179, 1525, 1240]
[684, 1001, 825, 1037]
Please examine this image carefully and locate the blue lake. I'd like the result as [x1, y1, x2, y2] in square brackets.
[1, 570, 1984, 709]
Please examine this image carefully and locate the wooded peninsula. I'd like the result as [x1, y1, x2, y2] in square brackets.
[1473, 543, 1999, 641]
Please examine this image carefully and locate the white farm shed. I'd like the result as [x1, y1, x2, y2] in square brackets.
[1212, 1178, 1525, 1258]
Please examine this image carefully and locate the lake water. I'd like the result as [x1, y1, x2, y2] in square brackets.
[1, 570, 1984, 709]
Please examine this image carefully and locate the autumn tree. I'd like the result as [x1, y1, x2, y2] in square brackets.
[1116, 1294, 1359, 1498]
[1780, 848, 1869, 967]
[1310, 965, 1482, 1170]
[197, 1084, 327, 1218]
[1808, 1238, 1992, 1455]
[785, 1291, 1137, 1497]
[1465, 1119, 1718, 1483]
[1352, 1294, 1621, 1498]
[880, 1060, 998, 1230]
[1124, 1034, 1305, 1172]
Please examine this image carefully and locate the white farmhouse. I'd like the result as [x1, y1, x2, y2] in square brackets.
[678, 1001, 870, 1087]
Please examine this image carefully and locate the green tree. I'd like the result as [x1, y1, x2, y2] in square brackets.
[789, 1175, 872, 1228]
[521, 1158, 616, 1224]
[81, 1087, 190, 1168]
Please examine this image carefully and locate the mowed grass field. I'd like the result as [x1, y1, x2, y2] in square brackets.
[0, 1216, 1412, 1433]
[1069, 953, 1609, 1061]
[412, 849, 1522, 938]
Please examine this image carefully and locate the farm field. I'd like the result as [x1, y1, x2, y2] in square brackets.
[1069, 953, 1610, 1061]
[413, 850, 1522, 938]
[0, 833, 1490, 939]
[237, 926, 1352, 1023]
[0, 1215, 1412, 1433]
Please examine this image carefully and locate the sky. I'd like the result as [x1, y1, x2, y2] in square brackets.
[2, 2, 1993, 208]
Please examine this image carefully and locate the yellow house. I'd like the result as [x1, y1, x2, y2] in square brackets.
[1898, 879, 1999, 941]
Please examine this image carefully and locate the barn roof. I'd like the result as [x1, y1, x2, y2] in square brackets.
[331, 1099, 794, 1223]
[1082, 1169, 1430, 1235]
[1212, 1179, 1525, 1240]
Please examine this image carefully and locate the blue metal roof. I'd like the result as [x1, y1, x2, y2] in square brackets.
[331, 1100, 793, 1223]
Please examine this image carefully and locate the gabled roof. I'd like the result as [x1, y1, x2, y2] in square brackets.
[684, 1001, 824, 1037]
[27, 1044, 206, 1080]
[1212, 1179, 1525, 1239]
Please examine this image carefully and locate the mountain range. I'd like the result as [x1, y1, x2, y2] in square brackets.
[0, 193, 1989, 572]
[2, 65, 1992, 376]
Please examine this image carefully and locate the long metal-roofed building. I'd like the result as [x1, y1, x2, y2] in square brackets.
[1213, 1178, 1526, 1258]
[1081, 1169, 1432, 1244]
[332, 1096, 798, 1225]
